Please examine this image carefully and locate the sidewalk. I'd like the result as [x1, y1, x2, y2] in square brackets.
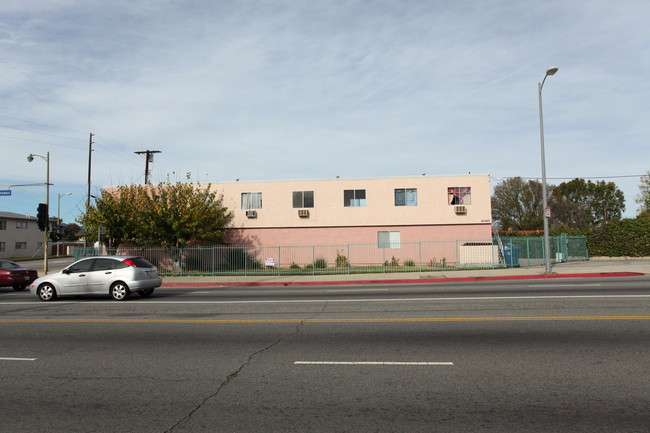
[161, 257, 650, 287]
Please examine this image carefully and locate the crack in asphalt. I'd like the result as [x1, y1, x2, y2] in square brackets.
[164, 305, 327, 433]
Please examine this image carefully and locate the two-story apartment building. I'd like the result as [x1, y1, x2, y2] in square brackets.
[0, 211, 46, 259]
[213, 174, 492, 248]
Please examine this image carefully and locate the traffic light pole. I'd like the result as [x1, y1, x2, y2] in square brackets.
[29, 152, 50, 275]
[44, 152, 49, 275]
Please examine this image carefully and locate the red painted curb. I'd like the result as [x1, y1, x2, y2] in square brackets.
[161, 272, 645, 287]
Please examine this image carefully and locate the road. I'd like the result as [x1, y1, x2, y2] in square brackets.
[1, 277, 649, 432]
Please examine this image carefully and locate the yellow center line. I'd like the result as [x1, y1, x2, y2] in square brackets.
[1, 316, 650, 324]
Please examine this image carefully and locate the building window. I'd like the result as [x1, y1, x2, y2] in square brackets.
[15, 242, 27, 250]
[16, 221, 28, 229]
[0, 242, 5, 252]
[0, 220, 5, 230]
[378, 231, 400, 249]
[448, 187, 471, 205]
[293, 191, 314, 208]
[241, 192, 262, 209]
[344, 189, 366, 207]
[394, 188, 417, 206]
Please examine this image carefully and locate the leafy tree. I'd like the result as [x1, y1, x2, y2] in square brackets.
[552, 178, 625, 227]
[638, 209, 650, 220]
[63, 223, 82, 241]
[78, 180, 233, 248]
[636, 171, 650, 214]
[491, 177, 545, 230]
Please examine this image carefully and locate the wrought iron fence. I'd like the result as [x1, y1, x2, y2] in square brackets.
[74, 235, 588, 276]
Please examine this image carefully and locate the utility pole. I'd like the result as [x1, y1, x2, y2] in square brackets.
[134, 150, 161, 184]
[87, 133, 94, 210]
[84, 133, 94, 251]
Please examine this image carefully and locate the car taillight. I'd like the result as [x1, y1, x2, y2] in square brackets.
[122, 258, 137, 267]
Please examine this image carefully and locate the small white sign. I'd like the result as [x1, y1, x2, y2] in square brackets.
[265, 257, 275, 267]
[544, 207, 551, 218]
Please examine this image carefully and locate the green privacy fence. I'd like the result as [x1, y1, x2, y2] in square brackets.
[74, 235, 588, 276]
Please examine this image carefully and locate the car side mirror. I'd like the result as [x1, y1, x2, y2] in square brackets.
[62, 269, 71, 275]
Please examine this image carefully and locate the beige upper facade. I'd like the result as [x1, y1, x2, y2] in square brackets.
[213, 174, 492, 229]
[0, 212, 45, 258]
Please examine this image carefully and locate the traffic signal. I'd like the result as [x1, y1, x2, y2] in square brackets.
[49, 232, 61, 242]
[37, 203, 48, 231]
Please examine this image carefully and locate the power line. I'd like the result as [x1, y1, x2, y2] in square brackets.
[501, 174, 647, 181]
[0, 132, 85, 149]
[0, 126, 86, 144]
[0, 114, 88, 134]
[0, 56, 118, 138]
[0, 56, 141, 159]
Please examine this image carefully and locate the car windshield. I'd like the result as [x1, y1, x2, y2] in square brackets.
[0, 261, 21, 270]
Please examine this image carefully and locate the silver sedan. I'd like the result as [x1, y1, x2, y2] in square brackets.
[29, 256, 162, 301]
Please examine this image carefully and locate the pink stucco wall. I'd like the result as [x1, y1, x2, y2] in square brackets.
[226, 223, 492, 246]
[214, 174, 492, 229]
[224, 224, 494, 267]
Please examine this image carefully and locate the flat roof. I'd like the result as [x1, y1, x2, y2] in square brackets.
[209, 173, 491, 186]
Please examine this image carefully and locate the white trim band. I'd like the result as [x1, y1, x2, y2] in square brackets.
[0, 357, 37, 361]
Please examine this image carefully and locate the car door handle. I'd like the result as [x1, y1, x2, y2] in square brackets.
[79, 274, 86, 277]
[105, 271, 112, 274]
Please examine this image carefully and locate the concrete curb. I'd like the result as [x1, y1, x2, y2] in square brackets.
[161, 271, 645, 288]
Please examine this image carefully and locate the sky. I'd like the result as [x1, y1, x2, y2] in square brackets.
[1, 0, 649, 223]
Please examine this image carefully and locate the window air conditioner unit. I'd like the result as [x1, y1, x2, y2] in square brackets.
[298, 209, 310, 218]
[454, 205, 467, 214]
[245, 210, 257, 218]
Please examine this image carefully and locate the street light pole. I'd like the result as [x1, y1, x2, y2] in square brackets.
[538, 67, 558, 274]
[57, 192, 72, 224]
[57, 192, 72, 257]
[28, 152, 50, 274]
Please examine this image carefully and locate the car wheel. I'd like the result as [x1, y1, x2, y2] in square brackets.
[138, 288, 154, 297]
[37, 284, 57, 302]
[13, 284, 27, 291]
[110, 282, 131, 301]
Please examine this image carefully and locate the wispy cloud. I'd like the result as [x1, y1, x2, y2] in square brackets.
[0, 0, 648, 219]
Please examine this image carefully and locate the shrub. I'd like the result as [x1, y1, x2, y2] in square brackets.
[335, 250, 349, 268]
[225, 247, 261, 270]
[313, 257, 327, 269]
[404, 259, 415, 267]
[184, 255, 205, 271]
[586, 217, 650, 257]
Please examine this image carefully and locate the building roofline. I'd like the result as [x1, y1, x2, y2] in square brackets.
[210, 173, 491, 186]
[0, 211, 36, 220]
[102, 173, 491, 190]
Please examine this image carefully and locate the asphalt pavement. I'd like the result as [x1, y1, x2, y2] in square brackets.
[24, 256, 650, 287]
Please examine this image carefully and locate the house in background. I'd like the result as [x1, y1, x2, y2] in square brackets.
[213, 174, 493, 262]
[0, 211, 45, 259]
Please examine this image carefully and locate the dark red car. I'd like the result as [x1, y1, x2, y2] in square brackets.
[0, 260, 39, 291]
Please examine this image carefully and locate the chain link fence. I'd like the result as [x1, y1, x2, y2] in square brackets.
[74, 235, 588, 276]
